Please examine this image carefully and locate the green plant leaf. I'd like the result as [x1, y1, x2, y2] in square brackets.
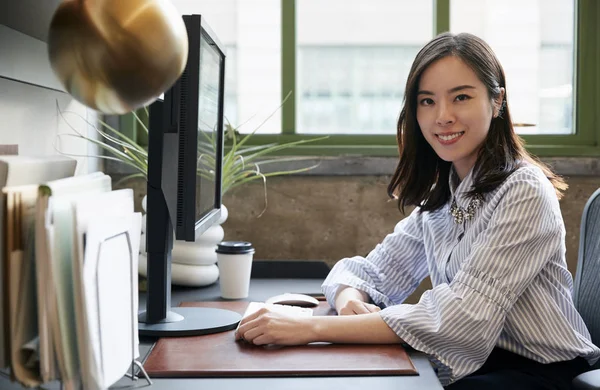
[57, 94, 326, 216]
[131, 109, 149, 136]
[97, 118, 147, 154]
[233, 143, 281, 155]
[233, 90, 293, 150]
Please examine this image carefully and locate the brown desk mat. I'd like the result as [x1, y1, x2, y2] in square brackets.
[143, 301, 418, 378]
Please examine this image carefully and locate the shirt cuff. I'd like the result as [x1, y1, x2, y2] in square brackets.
[379, 305, 454, 385]
[453, 268, 517, 312]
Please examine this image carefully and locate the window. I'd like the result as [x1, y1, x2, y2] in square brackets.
[450, 0, 575, 135]
[172, 0, 282, 133]
[121, 1, 600, 157]
[297, 46, 420, 134]
[273, 0, 599, 157]
[296, 0, 433, 135]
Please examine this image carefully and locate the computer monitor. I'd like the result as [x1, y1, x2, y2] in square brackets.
[177, 14, 225, 242]
[138, 15, 241, 337]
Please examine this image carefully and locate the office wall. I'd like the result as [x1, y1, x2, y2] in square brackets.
[221, 175, 599, 302]
[118, 173, 600, 302]
[0, 25, 100, 174]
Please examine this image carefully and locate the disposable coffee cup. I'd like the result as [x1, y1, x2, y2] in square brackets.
[216, 241, 255, 299]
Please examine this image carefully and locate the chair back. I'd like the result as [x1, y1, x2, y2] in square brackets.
[573, 188, 600, 368]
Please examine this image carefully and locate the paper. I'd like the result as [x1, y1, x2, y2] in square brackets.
[0, 155, 76, 188]
[3, 185, 44, 386]
[4, 186, 51, 383]
[82, 213, 141, 389]
[0, 155, 76, 370]
[34, 191, 58, 382]
[0, 170, 141, 389]
[40, 172, 111, 390]
[71, 189, 139, 390]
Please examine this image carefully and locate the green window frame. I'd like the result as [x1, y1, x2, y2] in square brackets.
[119, 107, 149, 148]
[242, 0, 600, 157]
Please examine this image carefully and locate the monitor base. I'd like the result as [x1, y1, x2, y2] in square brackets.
[138, 307, 241, 337]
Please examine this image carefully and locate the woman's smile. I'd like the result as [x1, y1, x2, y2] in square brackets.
[436, 131, 465, 145]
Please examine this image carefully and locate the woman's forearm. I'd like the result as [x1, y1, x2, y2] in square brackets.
[308, 312, 403, 344]
[334, 286, 370, 310]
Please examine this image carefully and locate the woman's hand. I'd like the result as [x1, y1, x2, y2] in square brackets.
[235, 306, 403, 345]
[235, 307, 316, 346]
[338, 299, 381, 315]
[334, 286, 380, 315]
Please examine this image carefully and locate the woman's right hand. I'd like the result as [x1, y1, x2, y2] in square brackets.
[334, 286, 381, 315]
[338, 299, 381, 315]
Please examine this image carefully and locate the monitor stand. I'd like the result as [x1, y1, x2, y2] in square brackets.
[138, 307, 241, 337]
[137, 238, 242, 337]
[138, 184, 241, 337]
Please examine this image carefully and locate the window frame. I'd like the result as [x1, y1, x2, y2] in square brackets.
[238, 0, 600, 157]
[116, 1, 597, 157]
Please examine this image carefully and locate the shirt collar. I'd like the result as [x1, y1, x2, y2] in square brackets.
[448, 165, 476, 208]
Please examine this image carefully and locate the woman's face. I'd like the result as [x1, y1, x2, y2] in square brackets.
[416, 55, 503, 180]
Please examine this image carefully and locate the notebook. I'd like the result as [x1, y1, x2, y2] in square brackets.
[144, 301, 418, 378]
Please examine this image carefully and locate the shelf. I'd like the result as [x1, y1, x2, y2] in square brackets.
[0, 0, 61, 42]
[0, 1, 64, 92]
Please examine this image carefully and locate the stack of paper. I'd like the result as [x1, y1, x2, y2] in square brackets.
[0, 156, 142, 390]
[0, 155, 77, 377]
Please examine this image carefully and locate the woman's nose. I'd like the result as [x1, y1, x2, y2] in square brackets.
[435, 104, 455, 126]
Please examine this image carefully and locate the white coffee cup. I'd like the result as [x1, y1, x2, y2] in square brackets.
[216, 241, 255, 299]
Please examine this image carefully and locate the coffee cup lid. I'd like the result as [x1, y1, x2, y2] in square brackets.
[216, 241, 255, 255]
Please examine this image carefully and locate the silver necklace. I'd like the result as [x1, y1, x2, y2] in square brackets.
[449, 193, 484, 224]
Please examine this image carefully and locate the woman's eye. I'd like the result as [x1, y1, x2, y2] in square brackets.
[420, 98, 434, 106]
[455, 94, 471, 102]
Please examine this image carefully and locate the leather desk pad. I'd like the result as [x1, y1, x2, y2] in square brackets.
[143, 301, 418, 377]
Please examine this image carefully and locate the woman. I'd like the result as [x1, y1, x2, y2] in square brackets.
[235, 32, 600, 388]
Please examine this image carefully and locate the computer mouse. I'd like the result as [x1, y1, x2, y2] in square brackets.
[265, 293, 319, 308]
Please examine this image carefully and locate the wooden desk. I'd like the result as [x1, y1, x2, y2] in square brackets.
[0, 274, 444, 390]
[144, 300, 418, 377]
[128, 277, 443, 390]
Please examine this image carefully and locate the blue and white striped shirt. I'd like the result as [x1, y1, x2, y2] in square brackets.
[322, 164, 600, 385]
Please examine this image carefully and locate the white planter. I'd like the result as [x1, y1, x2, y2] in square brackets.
[140, 197, 227, 287]
[138, 254, 220, 287]
[171, 228, 223, 266]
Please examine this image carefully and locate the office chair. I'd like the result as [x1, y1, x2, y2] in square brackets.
[572, 188, 600, 389]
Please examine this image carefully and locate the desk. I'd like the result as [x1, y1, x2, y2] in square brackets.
[0, 276, 443, 390]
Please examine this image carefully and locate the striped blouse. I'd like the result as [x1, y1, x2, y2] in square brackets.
[322, 164, 600, 385]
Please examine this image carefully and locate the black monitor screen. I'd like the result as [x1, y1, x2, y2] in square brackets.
[140, 15, 237, 335]
[196, 32, 223, 222]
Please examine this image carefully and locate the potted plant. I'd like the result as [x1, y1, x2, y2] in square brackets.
[56, 95, 326, 210]
[56, 97, 327, 286]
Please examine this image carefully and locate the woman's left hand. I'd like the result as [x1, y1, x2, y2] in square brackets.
[235, 307, 316, 346]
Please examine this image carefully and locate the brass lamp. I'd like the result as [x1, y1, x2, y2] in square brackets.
[48, 0, 188, 114]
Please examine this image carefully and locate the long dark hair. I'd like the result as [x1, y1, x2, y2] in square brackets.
[388, 32, 567, 213]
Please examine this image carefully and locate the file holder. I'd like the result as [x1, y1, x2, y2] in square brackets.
[94, 230, 152, 387]
[0, 230, 152, 389]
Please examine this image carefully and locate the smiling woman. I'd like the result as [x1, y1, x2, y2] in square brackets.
[388, 32, 567, 214]
[235, 32, 600, 390]
[415, 57, 504, 180]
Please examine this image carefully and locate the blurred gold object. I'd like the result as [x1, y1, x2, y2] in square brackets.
[48, 0, 188, 114]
